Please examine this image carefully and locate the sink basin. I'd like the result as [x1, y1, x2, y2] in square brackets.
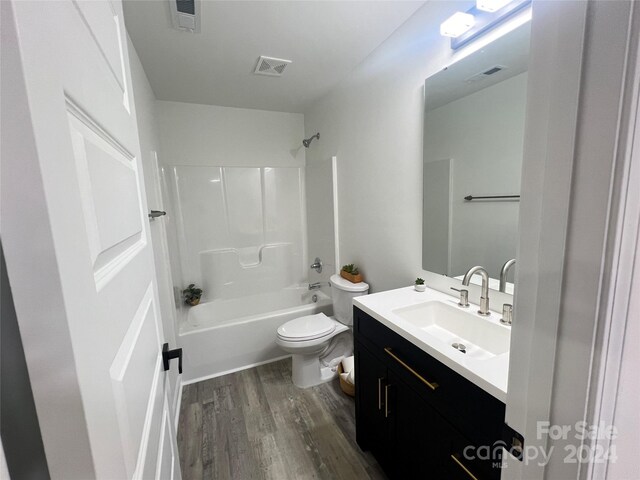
[391, 301, 510, 360]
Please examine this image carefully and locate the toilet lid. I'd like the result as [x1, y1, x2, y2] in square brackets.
[277, 313, 335, 341]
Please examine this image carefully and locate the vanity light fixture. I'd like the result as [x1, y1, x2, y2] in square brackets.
[440, 12, 476, 38]
[449, 0, 531, 50]
[476, 0, 512, 13]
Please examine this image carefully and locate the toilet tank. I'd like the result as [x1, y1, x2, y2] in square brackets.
[329, 274, 369, 326]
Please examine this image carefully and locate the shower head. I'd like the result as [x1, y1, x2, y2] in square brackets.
[303, 133, 320, 148]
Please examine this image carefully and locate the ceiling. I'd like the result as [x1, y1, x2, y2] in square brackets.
[123, 1, 425, 113]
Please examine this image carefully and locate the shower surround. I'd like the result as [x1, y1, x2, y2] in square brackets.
[171, 165, 307, 303]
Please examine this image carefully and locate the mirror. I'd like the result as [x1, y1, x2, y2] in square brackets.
[422, 23, 530, 294]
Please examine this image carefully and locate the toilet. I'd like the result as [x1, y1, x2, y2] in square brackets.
[276, 274, 369, 388]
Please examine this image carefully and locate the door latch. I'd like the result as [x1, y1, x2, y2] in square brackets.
[162, 343, 183, 374]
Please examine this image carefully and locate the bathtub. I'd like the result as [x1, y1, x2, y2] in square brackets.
[179, 286, 333, 383]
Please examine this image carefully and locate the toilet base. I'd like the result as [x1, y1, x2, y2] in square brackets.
[291, 354, 338, 388]
[277, 320, 352, 389]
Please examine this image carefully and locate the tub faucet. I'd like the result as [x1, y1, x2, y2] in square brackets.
[308, 282, 325, 290]
[499, 259, 516, 293]
[462, 266, 491, 316]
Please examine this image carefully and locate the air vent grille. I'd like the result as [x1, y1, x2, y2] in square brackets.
[483, 66, 504, 75]
[170, 0, 199, 32]
[176, 0, 195, 15]
[254, 56, 292, 77]
[465, 64, 508, 84]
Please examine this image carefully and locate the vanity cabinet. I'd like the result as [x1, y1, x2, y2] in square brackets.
[354, 307, 505, 480]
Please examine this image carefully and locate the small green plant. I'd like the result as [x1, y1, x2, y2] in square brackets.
[415, 277, 425, 285]
[341, 264, 360, 275]
[183, 284, 203, 305]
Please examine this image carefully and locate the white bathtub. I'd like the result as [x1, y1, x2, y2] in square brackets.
[179, 286, 333, 383]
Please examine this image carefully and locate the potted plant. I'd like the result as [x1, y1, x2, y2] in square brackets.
[414, 277, 426, 292]
[183, 284, 203, 306]
[340, 264, 363, 283]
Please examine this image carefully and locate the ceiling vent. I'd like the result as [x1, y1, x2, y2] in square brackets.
[465, 64, 507, 84]
[254, 56, 292, 77]
[170, 0, 200, 33]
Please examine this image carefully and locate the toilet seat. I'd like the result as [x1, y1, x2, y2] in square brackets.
[277, 313, 335, 342]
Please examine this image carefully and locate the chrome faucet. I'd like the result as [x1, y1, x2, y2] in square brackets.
[308, 282, 325, 290]
[499, 259, 516, 293]
[461, 266, 491, 316]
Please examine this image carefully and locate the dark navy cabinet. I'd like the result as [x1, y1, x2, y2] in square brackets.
[354, 307, 505, 480]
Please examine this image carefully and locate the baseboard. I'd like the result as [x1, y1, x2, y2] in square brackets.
[181, 354, 292, 386]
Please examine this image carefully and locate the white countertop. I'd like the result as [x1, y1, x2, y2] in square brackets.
[354, 286, 510, 402]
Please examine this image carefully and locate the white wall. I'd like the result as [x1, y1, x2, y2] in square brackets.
[155, 101, 305, 167]
[604, 53, 640, 478]
[607, 257, 640, 479]
[304, 0, 529, 294]
[501, 1, 639, 478]
[424, 72, 527, 278]
[305, 157, 336, 292]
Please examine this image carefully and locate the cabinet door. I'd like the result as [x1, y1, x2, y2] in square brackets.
[387, 369, 446, 479]
[355, 343, 392, 470]
[442, 422, 503, 480]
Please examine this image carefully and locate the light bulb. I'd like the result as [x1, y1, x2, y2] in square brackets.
[440, 12, 475, 38]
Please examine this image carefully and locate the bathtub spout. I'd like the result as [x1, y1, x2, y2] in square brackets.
[308, 282, 327, 290]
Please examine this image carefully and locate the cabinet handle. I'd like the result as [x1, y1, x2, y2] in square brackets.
[384, 347, 439, 391]
[384, 384, 390, 418]
[450, 454, 480, 480]
[377, 377, 384, 411]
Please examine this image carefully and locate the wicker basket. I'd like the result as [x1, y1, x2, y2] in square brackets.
[337, 363, 355, 397]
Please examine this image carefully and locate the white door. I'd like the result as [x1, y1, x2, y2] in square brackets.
[1, 1, 181, 478]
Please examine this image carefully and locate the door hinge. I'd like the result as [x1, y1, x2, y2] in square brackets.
[501, 422, 524, 461]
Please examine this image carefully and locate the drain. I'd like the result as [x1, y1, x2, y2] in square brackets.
[452, 342, 467, 354]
